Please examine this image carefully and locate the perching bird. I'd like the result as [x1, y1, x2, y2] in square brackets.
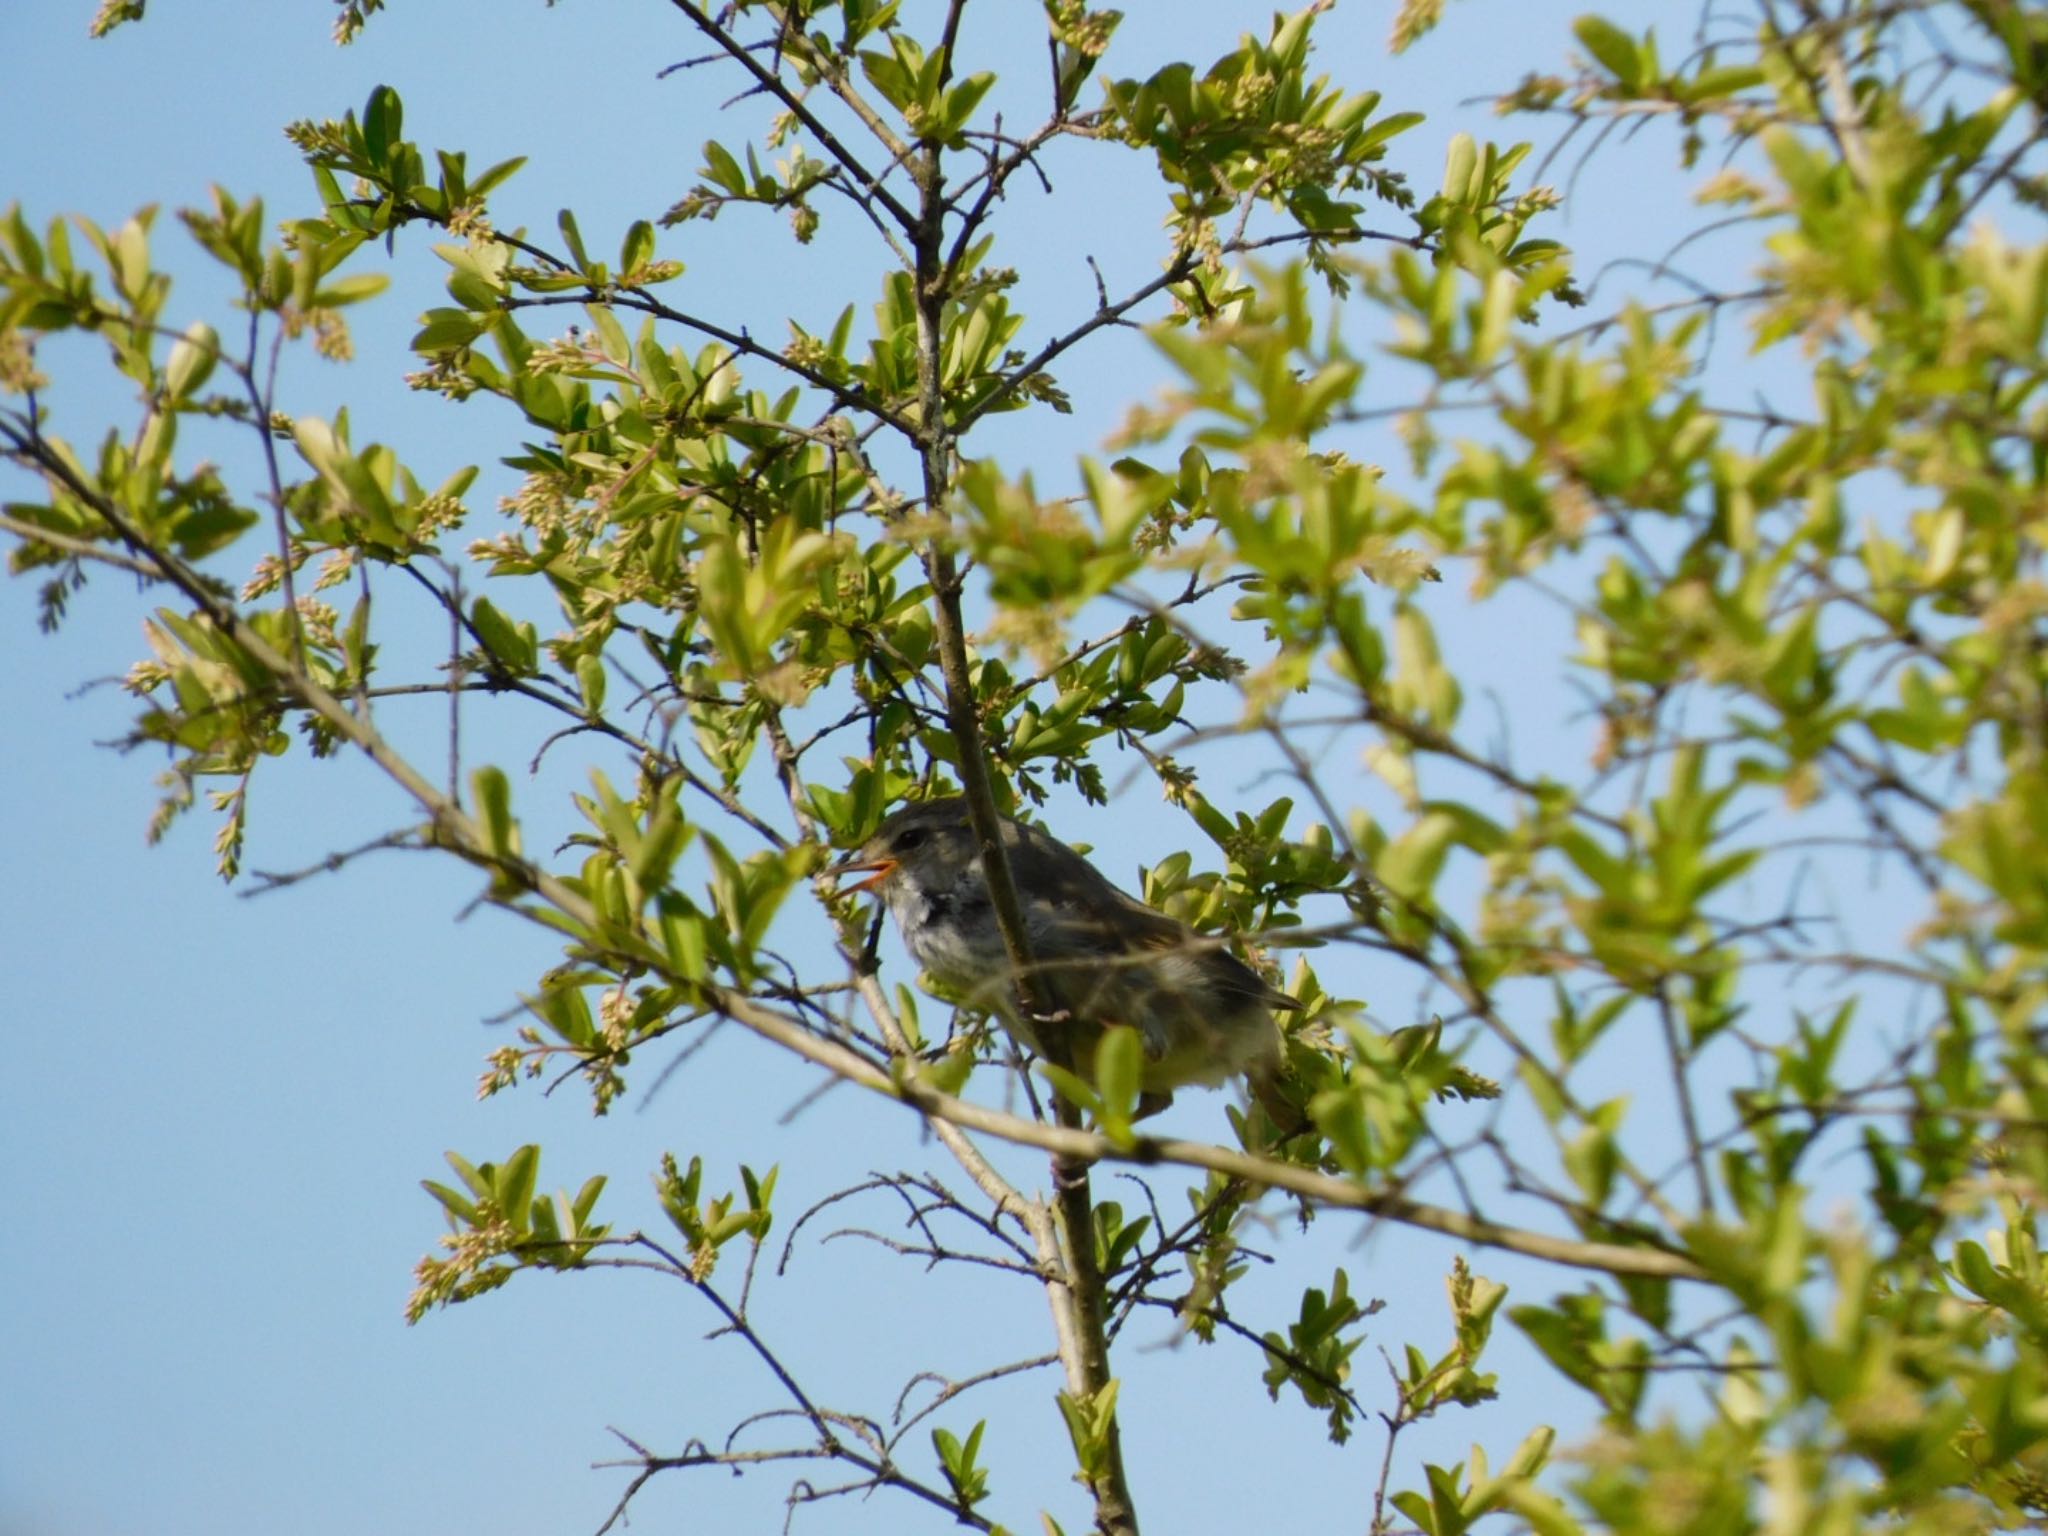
[832, 796, 1302, 1126]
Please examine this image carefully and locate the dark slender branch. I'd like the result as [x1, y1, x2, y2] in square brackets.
[500, 289, 919, 436]
[444, 558, 462, 803]
[0, 508, 167, 579]
[956, 250, 1200, 431]
[659, 0, 920, 232]
[1654, 977, 1716, 1217]
[243, 831, 426, 893]
[584, 1232, 998, 1533]
[243, 308, 306, 672]
[890, 1352, 1061, 1443]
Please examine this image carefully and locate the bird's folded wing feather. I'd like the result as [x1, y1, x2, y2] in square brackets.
[1009, 824, 1300, 1010]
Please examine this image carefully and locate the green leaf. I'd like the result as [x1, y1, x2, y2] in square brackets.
[1093, 1025, 1142, 1134]
[619, 219, 654, 275]
[1375, 809, 1458, 902]
[411, 307, 485, 352]
[163, 320, 219, 401]
[1573, 16, 1643, 87]
[1441, 133, 1478, 203]
[314, 272, 389, 307]
[557, 207, 590, 269]
[939, 72, 995, 140]
[363, 84, 404, 165]
[470, 766, 518, 860]
[470, 597, 537, 674]
[586, 303, 629, 366]
[575, 653, 607, 714]
[499, 1144, 540, 1227]
[702, 140, 746, 194]
[470, 155, 528, 198]
[1036, 1060, 1102, 1118]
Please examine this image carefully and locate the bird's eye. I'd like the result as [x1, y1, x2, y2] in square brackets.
[894, 825, 928, 852]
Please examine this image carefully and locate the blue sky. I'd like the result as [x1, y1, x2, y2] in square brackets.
[1, 4, 1782, 1534]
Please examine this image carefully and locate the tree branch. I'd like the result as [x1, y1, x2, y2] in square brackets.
[701, 983, 1705, 1282]
[659, 0, 920, 232]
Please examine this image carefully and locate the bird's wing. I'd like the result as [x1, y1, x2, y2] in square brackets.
[1007, 822, 1299, 1010]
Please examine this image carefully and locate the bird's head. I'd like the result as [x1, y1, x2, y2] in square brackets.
[829, 797, 982, 898]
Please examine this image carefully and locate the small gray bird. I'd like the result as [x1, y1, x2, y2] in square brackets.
[833, 796, 1302, 1124]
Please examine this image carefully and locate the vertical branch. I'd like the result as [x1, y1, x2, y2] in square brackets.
[241, 308, 307, 672]
[1654, 977, 1714, 1216]
[921, 496, 1142, 1536]
[904, 94, 1141, 1536]
[445, 558, 463, 805]
[352, 559, 373, 719]
[637, 26, 1133, 1503]
[761, 687, 1100, 1454]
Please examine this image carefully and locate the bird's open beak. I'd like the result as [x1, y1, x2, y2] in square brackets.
[828, 852, 898, 896]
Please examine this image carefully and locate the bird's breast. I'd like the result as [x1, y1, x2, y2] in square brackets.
[890, 882, 1005, 989]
